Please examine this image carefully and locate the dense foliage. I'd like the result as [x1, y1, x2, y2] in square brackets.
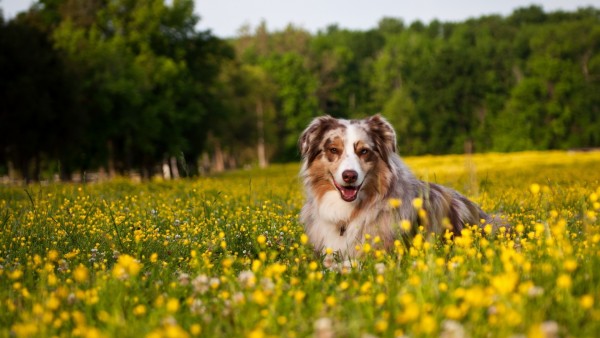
[1, 151, 600, 337]
[1, 2, 599, 180]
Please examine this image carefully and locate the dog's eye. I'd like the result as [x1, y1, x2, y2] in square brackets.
[359, 148, 370, 155]
[329, 147, 338, 154]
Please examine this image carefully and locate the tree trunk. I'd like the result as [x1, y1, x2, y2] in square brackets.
[59, 160, 72, 182]
[199, 152, 210, 175]
[256, 100, 268, 168]
[8, 161, 16, 182]
[170, 156, 180, 179]
[19, 158, 29, 183]
[464, 139, 473, 154]
[162, 159, 171, 179]
[33, 155, 40, 182]
[213, 142, 225, 173]
[107, 140, 116, 179]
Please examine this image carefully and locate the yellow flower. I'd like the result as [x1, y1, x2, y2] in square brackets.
[360, 281, 372, 293]
[222, 258, 233, 269]
[400, 220, 412, 232]
[396, 303, 419, 323]
[412, 234, 424, 250]
[48, 250, 60, 262]
[133, 304, 146, 316]
[252, 260, 262, 272]
[73, 264, 89, 283]
[438, 282, 448, 292]
[530, 183, 541, 195]
[491, 272, 518, 295]
[556, 274, 572, 289]
[257, 235, 266, 245]
[375, 319, 388, 333]
[9, 270, 23, 280]
[388, 198, 402, 208]
[46, 296, 60, 311]
[444, 305, 464, 320]
[580, 295, 594, 309]
[162, 324, 189, 338]
[484, 223, 493, 235]
[294, 290, 306, 303]
[112, 254, 142, 280]
[418, 315, 437, 334]
[515, 223, 525, 234]
[166, 298, 180, 313]
[11, 322, 38, 337]
[248, 328, 264, 338]
[190, 324, 201, 336]
[362, 242, 371, 253]
[412, 197, 423, 209]
[252, 290, 267, 306]
[563, 259, 577, 272]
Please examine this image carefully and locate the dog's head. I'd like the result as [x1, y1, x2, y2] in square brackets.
[299, 115, 397, 202]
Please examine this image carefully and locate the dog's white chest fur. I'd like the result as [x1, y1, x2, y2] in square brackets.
[317, 191, 354, 224]
[307, 191, 366, 255]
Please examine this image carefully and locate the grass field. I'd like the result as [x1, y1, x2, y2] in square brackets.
[1, 151, 600, 337]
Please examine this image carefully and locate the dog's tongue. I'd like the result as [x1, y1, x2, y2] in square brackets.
[339, 185, 359, 202]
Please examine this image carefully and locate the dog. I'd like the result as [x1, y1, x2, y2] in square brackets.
[299, 114, 493, 257]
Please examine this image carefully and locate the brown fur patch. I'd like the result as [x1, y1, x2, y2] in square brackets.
[366, 115, 397, 167]
[324, 137, 344, 162]
[299, 116, 346, 165]
[351, 156, 392, 219]
[306, 159, 336, 200]
[354, 140, 376, 162]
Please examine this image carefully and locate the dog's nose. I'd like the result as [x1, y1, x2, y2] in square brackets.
[342, 170, 358, 184]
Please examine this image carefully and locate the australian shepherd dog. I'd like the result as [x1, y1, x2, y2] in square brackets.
[299, 114, 494, 257]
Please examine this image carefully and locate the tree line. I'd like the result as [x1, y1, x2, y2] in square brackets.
[1, 1, 599, 181]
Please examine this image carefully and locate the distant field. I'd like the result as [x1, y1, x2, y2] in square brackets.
[1, 151, 599, 337]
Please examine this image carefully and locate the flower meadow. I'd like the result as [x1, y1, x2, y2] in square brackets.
[2, 151, 600, 338]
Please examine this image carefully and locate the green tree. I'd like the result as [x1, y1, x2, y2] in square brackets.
[51, 0, 230, 177]
[493, 11, 600, 151]
[234, 23, 321, 161]
[310, 25, 384, 118]
[0, 14, 80, 181]
[381, 88, 424, 154]
[370, 29, 440, 154]
[264, 52, 320, 160]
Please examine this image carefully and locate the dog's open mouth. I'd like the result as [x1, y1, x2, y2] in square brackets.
[333, 180, 362, 202]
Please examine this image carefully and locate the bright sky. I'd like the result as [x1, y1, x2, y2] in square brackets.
[2, 0, 599, 38]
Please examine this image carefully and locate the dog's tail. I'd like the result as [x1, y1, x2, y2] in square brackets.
[483, 211, 511, 233]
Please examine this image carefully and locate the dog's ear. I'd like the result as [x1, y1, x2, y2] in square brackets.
[367, 114, 397, 163]
[299, 115, 337, 162]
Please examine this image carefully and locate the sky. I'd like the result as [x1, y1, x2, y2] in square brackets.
[2, 0, 599, 38]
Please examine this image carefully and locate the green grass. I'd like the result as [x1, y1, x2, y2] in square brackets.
[1, 151, 600, 337]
